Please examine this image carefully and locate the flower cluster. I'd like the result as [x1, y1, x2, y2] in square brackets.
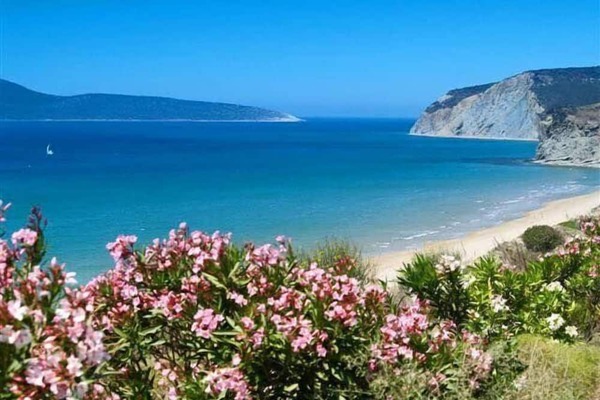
[0, 207, 108, 399]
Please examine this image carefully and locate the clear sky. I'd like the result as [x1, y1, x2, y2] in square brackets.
[1, 0, 599, 117]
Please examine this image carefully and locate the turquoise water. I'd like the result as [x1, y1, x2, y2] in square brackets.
[1, 119, 598, 282]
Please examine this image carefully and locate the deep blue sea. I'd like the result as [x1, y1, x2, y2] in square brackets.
[1, 119, 598, 282]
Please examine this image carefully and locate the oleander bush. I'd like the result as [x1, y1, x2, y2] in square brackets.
[0, 206, 109, 399]
[399, 216, 600, 342]
[521, 225, 563, 253]
[0, 204, 519, 399]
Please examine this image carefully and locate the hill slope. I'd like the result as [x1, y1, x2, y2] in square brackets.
[0, 79, 299, 122]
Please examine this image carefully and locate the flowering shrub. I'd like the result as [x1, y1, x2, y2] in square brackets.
[399, 216, 600, 342]
[0, 205, 520, 399]
[0, 207, 108, 399]
[85, 225, 515, 399]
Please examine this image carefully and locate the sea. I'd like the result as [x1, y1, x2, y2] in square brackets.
[1, 118, 598, 282]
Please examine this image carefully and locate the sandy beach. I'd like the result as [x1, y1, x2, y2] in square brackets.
[372, 190, 600, 281]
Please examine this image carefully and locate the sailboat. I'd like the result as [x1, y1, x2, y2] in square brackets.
[46, 144, 54, 156]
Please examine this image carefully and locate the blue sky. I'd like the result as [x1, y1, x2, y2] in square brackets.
[1, 1, 599, 117]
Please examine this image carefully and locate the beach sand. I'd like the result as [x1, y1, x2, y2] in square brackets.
[372, 190, 600, 282]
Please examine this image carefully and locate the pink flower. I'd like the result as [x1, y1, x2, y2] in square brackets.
[228, 291, 248, 306]
[106, 234, 137, 261]
[240, 317, 255, 331]
[191, 308, 224, 339]
[66, 355, 84, 377]
[11, 228, 38, 247]
[205, 367, 251, 400]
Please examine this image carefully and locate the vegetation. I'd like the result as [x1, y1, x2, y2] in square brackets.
[509, 335, 600, 400]
[0, 79, 295, 121]
[0, 205, 515, 399]
[0, 201, 599, 399]
[559, 219, 580, 231]
[521, 225, 563, 253]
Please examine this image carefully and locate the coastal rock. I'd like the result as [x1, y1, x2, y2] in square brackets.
[0, 79, 299, 122]
[411, 66, 600, 166]
[535, 103, 600, 166]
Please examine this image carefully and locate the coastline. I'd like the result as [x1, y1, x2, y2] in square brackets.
[0, 118, 303, 123]
[532, 160, 600, 169]
[371, 190, 600, 282]
[408, 132, 539, 142]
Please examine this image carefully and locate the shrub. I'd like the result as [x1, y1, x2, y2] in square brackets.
[398, 216, 600, 342]
[0, 205, 518, 399]
[397, 254, 471, 326]
[0, 207, 108, 399]
[522, 225, 563, 253]
[88, 228, 510, 399]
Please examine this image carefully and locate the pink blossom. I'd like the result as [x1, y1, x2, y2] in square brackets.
[228, 291, 248, 306]
[106, 234, 137, 261]
[205, 367, 251, 400]
[11, 228, 38, 247]
[192, 308, 224, 339]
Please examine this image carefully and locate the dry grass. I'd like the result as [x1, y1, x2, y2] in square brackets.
[509, 335, 600, 400]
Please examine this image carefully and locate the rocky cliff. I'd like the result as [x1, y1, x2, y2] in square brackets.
[535, 103, 600, 166]
[411, 66, 600, 165]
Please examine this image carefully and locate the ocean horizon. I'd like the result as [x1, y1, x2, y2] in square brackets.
[1, 118, 598, 282]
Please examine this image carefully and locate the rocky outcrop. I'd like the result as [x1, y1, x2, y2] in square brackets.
[411, 66, 600, 166]
[535, 103, 600, 166]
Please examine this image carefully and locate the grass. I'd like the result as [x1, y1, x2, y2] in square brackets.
[559, 219, 580, 231]
[299, 238, 375, 283]
[509, 335, 600, 400]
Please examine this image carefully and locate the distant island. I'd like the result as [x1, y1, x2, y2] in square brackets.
[411, 66, 600, 166]
[0, 79, 300, 122]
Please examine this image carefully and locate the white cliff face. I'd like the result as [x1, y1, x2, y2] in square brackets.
[410, 73, 542, 140]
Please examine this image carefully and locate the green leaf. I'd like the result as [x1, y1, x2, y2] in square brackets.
[284, 383, 299, 392]
[202, 272, 228, 290]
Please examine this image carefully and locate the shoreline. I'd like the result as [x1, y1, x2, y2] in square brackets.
[371, 190, 600, 282]
[0, 118, 303, 123]
[408, 132, 539, 142]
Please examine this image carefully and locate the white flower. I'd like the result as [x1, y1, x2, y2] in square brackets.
[490, 295, 508, 313]
[544, 281, 565, 293]
[65, 272, 77, 285]
[435, 255, 462, 274]
[546, 313, 565, 331]
[565, 326, 578, 338]
[9, 328, 32, 349]
[7, 300, 29, 321]
[0, 325, 15, 343]
[462, 274, 477, 289]
[514, 375, 527, 390]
